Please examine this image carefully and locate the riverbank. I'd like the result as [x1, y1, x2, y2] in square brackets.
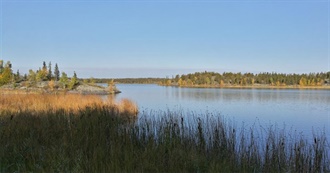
[161, 84, 330, 90]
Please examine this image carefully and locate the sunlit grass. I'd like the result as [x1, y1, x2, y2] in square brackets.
[0, 93, 138, 116]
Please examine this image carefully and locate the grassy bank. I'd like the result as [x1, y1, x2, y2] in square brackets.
[0, 96, 329, 172]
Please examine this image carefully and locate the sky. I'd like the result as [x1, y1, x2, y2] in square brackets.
[0, 0, 329, 78]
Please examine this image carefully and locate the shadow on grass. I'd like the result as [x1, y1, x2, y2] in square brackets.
[0, 108, 329, 172]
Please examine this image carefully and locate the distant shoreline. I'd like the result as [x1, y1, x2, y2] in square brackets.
[160, 84, 330, 90]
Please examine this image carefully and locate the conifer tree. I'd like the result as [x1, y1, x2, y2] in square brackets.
[0, 60, 3, 73]
[15, 70, 20, 81]
[47, 62, 52, 80]
[42, 61, 47, 71]
[54, 63, 60, 81]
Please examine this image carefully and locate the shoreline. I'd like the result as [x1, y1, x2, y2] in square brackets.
[160, 84, 330, 90]
[0, 88, 121, 95]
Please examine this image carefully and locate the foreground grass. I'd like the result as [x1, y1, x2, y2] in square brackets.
[0, 95, 329, 172]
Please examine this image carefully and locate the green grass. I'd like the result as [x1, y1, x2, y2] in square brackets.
[0, 108, 329, 172]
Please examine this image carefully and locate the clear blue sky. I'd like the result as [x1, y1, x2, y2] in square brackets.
[1, 0, 329, 78]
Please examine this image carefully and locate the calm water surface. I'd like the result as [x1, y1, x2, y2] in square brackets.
[113, 84, 330, 139]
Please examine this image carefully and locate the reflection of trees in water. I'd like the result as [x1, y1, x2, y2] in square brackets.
[167, 88, 330, 104]
[166, 87, 223, 101]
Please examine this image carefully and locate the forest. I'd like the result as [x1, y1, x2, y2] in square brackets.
[91, 78, 165, 84]
[160, 71, 330, 87]
[2, 59, 330, 88]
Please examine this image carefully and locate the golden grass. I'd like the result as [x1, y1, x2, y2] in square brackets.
[0, 93, 138, 116]
[116, 98, 139, 115]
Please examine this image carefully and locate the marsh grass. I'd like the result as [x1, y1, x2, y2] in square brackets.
[0, 94, 138, 116]
[0, 95, 328, 172]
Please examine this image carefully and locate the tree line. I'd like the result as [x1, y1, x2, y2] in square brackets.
[0, 60, 79, 89]
[2, 59, 329, 88]
[89, 78, 166, 84]
[160, 71, 330, 87]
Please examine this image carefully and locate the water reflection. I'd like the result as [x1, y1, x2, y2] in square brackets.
[165, 87, 330, 105]
[112, 84, 330, 140]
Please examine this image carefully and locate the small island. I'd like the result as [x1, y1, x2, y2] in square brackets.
[0, 60, 120, 95]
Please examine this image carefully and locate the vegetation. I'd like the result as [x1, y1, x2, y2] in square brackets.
[0, 60, 79, 88]
[59, 72, 69, 89]
[0, 94, 328, 172]
[0, 60, 119, 94]
[0, 60, 13, 86]
[90, 78, 166, 84]
[0, 93, 138, 116]
[80, 71, 330, 88]
[54, 63, 60, 81]
[160, 71, 330, 88]
[68, 71, 79, 89]
[3, 59, 330, 89]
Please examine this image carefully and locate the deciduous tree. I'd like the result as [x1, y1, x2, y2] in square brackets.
[59, 72, 69, 89]
[299, 77, 307, 86]
[68, 71, 79, 89]
[28, 70, 36, 84]
[0, 64, 12, 86]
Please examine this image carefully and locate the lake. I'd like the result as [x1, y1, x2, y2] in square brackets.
[111, 84, 330, 139]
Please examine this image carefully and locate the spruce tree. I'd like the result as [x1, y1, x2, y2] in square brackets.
[0, 60, 3, 73]
[47, 62, 52, 80]
[73, 71, 77, 79]
[16, 70, 20, 81]
[54, 63, 60, 81]
[42, 61, 47, 71]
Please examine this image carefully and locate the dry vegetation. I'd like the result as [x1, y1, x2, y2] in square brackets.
[0, 93, 138, 116]
[0, 93, 329, 172]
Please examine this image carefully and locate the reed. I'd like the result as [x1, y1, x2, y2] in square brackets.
[0, 96, 328, 172]
[0, 93, 138, 116]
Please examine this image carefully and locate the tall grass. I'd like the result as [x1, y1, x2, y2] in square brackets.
[0, 94, 138, 116]
[0, 95, 329, 172]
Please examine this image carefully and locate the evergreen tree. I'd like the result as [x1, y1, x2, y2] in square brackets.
[54, 63, 60, 81]
[0, 60, 3, 73]
[73, 71, 77, 79]
[16, 70, 20, 81]
[42, 61, 47, 72]
[47, 62, 52, 80]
